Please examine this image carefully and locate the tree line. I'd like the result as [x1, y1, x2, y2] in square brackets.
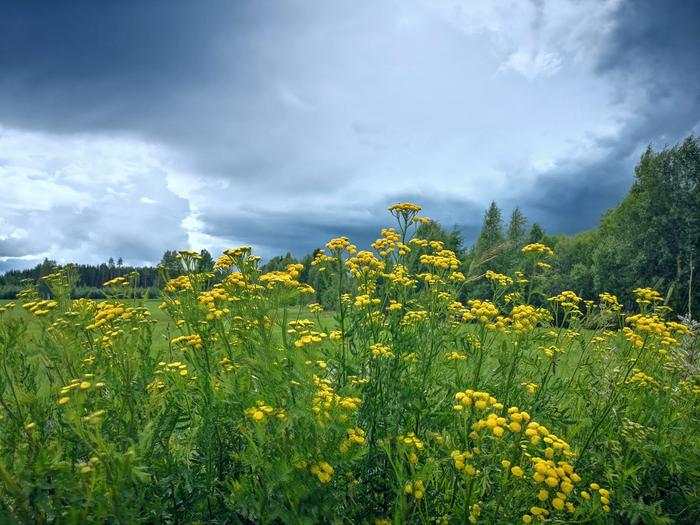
[263, 137, 700, 316]
[460, 136, 699, 316]
[2, 136, 698, 315]
[0, 252, 216, 299]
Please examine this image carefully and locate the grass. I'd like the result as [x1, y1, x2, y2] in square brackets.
[0, 297, 336, 354]
[1, 211, 698, 524]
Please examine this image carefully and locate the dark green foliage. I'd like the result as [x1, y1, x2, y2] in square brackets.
[416, 221, 465, 257]
[261, 252, 298, 273]
[590, 137, 700, 314]
[528, 223, 545, 244]
[158, 250, 181, 277]
[197, 249, 215, 273]
[526, 136, 700, 315]
[473, 201, 506, 259]
[0, 258, 160, 298]
[545, 232, 597, 299]
[507, 207, 528, 247]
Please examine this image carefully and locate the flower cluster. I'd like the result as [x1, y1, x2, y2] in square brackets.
[419, 249, 460, 271]
[370, 343, 394, 358]
[171, 334, 204, 350]
[388, 202, 422, 216]
[22, 299, 59, 316]
[245, 401, 286, 422]
[549, 291, 583, 311]
[522, 243, 554, 256]
[103, 276, 131, 288]
[312, 376, 362, 425]
[347, 251, 385, 277]
[463, 299, 499, 323]
[404, 480, 426, 500]
[339, 428, 366, 453]
[510, 305, 549, 333]
[310, 461, 335, 483]
[626, 369, 657, 387]
[599, 292, 622, 311]
[485, 270, 514, 286]
[57, 375, 106, 405]
[633, 287, 664, 305]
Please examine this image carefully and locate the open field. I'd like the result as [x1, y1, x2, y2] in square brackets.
[0, 298, 591, 384]
[1, 206, 699, 524]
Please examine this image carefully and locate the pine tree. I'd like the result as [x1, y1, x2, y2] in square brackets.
[261, 252, 297, 273]
[159, 250, 181, 277]
[467, 201, 508, 280]
[507, 207, 528, 248]
[198, 249, 214, 272]
[474, 202, 505, 256]
[528, 223, 545, 243]
[416, 221, 464, 256]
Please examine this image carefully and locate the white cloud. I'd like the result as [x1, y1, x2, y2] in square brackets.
[426, 0, 623, 77]
[499, 49, 562, 79]
[0, 127, 190, 266]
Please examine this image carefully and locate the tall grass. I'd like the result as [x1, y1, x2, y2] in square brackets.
[0, 203, 698, 524]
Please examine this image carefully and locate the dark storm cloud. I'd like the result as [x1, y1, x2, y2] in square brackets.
[198, 193, 484, 258]
[0, 0, 366, 180]
[518, 155, 632, 233]
[0, 0, 251, 132]
[522, 0, 700, 234]
[596, 0, 700, 100]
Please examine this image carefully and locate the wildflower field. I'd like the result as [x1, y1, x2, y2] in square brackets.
[0, 203, 698, 525]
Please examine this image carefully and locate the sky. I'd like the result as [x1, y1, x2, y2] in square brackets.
[1, 0, 699, 271]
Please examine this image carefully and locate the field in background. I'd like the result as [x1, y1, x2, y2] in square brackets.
[0, 298, 336, 349]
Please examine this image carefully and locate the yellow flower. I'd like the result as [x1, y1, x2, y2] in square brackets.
[388, 202, 421, 215]
[404, 480, 425, 499]
[522, 243, 554, 256]
[310, 461, 334, 483]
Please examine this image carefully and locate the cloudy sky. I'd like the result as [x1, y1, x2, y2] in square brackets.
[1, 0, 699, 271]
